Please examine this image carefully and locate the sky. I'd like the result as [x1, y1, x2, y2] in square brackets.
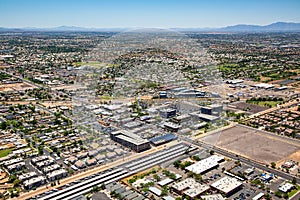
[0, 0, 299, 28]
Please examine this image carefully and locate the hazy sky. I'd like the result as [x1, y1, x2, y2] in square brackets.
[0, 0, 299, 28]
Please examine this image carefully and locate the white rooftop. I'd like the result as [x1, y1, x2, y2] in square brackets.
[211, 176, 242, 194]
[186, 155, 224, 174]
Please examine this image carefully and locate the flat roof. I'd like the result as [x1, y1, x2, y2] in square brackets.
[172, 178, 195, 191]
[112, 130, 149, 145]
[158, 178, 174, 186]
[211, 176, 242, 194]
[192, 112, 220, 121]
[149, 187, 162, 196]
[186, 155, 224, 174]
[184, 184, 210, 198]
[201, 194, 225, 200]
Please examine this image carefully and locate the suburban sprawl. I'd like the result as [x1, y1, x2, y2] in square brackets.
[0, 30, 299, 200]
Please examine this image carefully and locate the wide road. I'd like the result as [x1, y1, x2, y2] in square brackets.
[182, 137, 300, 183]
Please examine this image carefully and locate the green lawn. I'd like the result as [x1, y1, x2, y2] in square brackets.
[288, 184, 300, 198]
[0, 148, 12, 158]
[247, 101, 282, 108]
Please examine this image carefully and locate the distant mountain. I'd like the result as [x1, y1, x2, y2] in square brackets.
[0, 22, 300, 32]
[221, 22, 300, 32]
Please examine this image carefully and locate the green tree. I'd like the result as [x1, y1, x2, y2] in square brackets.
[270, 162, 276, 169]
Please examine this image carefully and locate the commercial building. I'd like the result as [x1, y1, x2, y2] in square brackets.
[171, 178, 197, 194]
[278, 182, 296, 193]
[172, 178, 209, 199]
[191, 112, 220, 122]
[159, 108, 176, 118]
[149, 187, 162, 197]
[149, 133, 177, 146]
[163, 122, 181, 132]
[185, 155, 224, 175]
[183, 184, 210, 199]
[210, 176, 243, 196]
[158, 178, 174, 187]
[201, 194, 225, 200]
[110, 130, 151, 152]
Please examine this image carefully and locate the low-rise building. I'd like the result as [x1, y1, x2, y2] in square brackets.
[278, 182, 296, 193]
[7, 162, 25, 172]
[47, 169, 68, 181]
[18, 171, 37, 182]
[185, 155, 224, 174]
[210, 176, 243, 196]
[110, 130, 150, 152]
[201, 194, 225, 200]
[24, 176, 46, 189]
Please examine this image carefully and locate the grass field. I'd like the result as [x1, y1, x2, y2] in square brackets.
[0, 149, 12, 158]
[247, 100, 282, 108]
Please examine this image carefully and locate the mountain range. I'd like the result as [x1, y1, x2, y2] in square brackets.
[1, 22, 300, 32]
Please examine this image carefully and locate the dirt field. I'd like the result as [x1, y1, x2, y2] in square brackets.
[201, 125, 300, 164]
[0, 82, 37, 92]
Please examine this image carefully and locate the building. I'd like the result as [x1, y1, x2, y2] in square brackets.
[163, 122, 181, 132]
[158, 178, 174, 187]
[201, 107, 213, 115]
[184, 184, 210, 199]
[47, 169, 68, 181]
[172, 178, 209, 199]
[3, 157, 23, 167]
[149, 187, 162, 197]
[7, 162, 25, 172]
[191, 112, 220, 122]
[185, 155, 224, 175]
[201, 194, 225, 200]
[210, 176, 243, 196]
[24, 176, 46, 189]
[278, 182, 296, 193]
[110, 130, 150, 152]
[31, 156, 48, 164]
[18, 172, 37, 182]
[149, 133, 177, 146]
[42, 164, 61, 174]
[75, 160, 85, 169]
[172, 178, 197, 194]
[159, 91, 167, 98]
[252, 193, 264, 200]
[159, 108, 176, 118]
[86, 158, 97, 166]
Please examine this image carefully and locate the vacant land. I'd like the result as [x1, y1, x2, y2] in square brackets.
[0, 82, 37, 92]
[230, 102, 268, 114]
[200, 125, 300, 164]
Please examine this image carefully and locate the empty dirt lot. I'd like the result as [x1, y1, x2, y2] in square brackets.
[200, 125, 300, 164]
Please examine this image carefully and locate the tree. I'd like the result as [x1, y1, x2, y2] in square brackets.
[8, 174, 16, 183]
[274, 190, 282, 198]
[153, 174, 160, 181]
[292, 177, 297, 184]
[100, 183, 106, 190]
[173, 160, 181, 168]
[270, 162, 276, 169]
[13, 179, 21, 187]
